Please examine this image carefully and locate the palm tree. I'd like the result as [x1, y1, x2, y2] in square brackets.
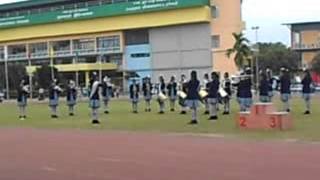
[226, 32, 252, 69]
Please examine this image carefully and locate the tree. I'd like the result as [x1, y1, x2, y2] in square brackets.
[257, 42, 301, 74]
[226, 32, 252, 69]
[34, 64, 59, 89]
[311, 53, 320, 74]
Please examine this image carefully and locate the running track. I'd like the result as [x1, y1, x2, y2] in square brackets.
[0, 128, 319, 180]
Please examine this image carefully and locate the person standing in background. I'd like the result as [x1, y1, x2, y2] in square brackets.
[89, 73, 101, 124]
[102, 76, 112, 114]
[157, 76, 166, 114]
[301, 69, 313, 115]
[207, 72, 220, 120]
[130, 79, 140, 113]
[179, 74, 188, 114]
[66, 80, 77, 116]
[142, 76, 153, 112]
[279, 68, 291, 112]
[17, 79, 29, 120]
[167, 76, 178, 112]
[259, 71, 270, 103]
[49, 79, 62, 119]
[203, 73, 210, 115]
[222, 72, 232, 115]
[185, 71, 201, 125]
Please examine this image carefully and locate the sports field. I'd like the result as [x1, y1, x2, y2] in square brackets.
[1, 96, 320, 141]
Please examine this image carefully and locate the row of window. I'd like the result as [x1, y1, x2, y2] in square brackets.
[0, 35, 121, 60]
[0, 0, 141, 18]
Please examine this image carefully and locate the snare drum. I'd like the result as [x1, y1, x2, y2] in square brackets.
[177, 91, 187, 99]
[199, 89, 208, 98]
[158, 92, 168, 102]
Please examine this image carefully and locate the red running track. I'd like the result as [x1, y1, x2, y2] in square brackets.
[0, 128, 319, 180]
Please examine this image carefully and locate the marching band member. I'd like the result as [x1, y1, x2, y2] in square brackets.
[157, 76, 166, 114]
[66, 80, 77, 116]
[130, 79, 140, 113]
[279, 68, 291, 112]
[237, 68, 253, 112]
[185, 71, 201, 125]
[259, 72, 270, 103]
[301, 69, 313, 115]
[221, 72, 232, 115]
[167, 76, 178, 112]
[266, 69, 274, 102]
[17, 79, 29, 120]
[49, 79, 62, 118]
[203, 73, 210, 114]
[142, 76, 153, 112]
[207, 72, 220, 120]
[102, 76, 113, 114]
[89, 73, 101, 124]
[179, 74, 188, 114]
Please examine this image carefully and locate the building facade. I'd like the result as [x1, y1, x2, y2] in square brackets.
[288, 21, 320, 68]
[0, 0, 243, 91]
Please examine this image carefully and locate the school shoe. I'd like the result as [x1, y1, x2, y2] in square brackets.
[159, 111, 165, 114]
[204, 111, 209, 115]
[51, 115, 58, 119]
[92, 120, 100, 125]
[180, 111, 187, 115]
[188, 120, 198, 125]
[286, 109, 291, 113]
[104, 111, 109, 114]
[304, 111, 311, 115]
[69, 113, 74, 116]
[133, 111, 138, 114]
[208, 116, 218, 121]
[223, 111, 230, 115]
[170, 109, 175, 112]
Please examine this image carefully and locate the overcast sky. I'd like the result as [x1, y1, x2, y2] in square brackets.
[1, 0, 319, 45]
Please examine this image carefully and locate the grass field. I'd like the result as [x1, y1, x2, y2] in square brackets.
[0, 96, 320, 141]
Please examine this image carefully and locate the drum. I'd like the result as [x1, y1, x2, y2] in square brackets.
[158, 92, 168, 102]
[177, 91, 187, 99]
[199, 89, 208, 99]
[218, 88, 228, 98]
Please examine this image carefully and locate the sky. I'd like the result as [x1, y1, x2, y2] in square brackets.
[1, 0, 320, 45]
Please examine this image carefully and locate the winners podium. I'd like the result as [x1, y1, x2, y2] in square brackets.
[236, 103, 293, 130]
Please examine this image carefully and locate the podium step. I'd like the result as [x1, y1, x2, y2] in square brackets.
[237, 103, 293, 130]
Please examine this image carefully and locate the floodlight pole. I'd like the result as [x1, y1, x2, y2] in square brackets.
[252, 26, 260, 91]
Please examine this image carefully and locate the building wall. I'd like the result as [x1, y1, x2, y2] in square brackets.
[302, 51, 318, 65]
[301, 30, 320, 45]
[125, 44, 152, 78]
[149, 23, 212, 82]
[211, 0, 244, 75]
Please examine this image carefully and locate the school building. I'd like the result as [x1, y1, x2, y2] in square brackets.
[287, 21, 320, 68]
[0, 0, 244, 90]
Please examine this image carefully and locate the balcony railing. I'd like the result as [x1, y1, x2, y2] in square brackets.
[8, 53, 27, 60]
[292, 43, 320, 50]
[3, 47, 122, 60]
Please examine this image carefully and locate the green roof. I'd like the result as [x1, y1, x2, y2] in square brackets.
[0, 0, 69, 11]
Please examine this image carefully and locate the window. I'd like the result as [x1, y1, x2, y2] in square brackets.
[211, 35, 220, 49]
[29, 42, 48, 58]
[125, 29, 149, 45]
[211, 6, 219, 19]
[97, 36, 121, 53]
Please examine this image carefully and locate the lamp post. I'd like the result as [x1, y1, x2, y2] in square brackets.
[252, 26, 260, 91]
